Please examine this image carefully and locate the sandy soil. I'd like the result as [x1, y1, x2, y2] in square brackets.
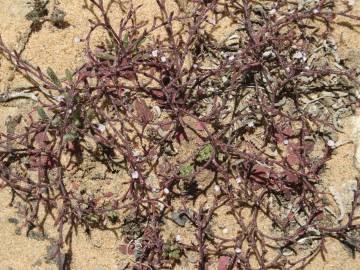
[0, 1, 360, 270]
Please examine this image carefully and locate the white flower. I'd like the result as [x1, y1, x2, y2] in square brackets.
[247, 121, 255, 128]
[133, 149, 142, 157]
[151, 50, 158, 57]
[131, 171, 139, 179]
[97, 123, 106, 133]
[73, 36, 81, 43]
[55, 95, 65, 102]
[214, 185, 221, 193]
[163, 187, 170, 194]
[293, 51, 305, 60]
[193, 64, 198, 69]
[235, 247, 241, 254]
[283, 139, 289, 145]
[313, 9, 320, 14]
[327, 140, 336, 148]
[228, 55, 235, 61]
[269, 9, 276, 15]
[348, 0, 356, 6]
[208, 86, 215, 92]
[158, 202, 165, 211]
[175, 235, 181, 242]
[223, 228, 229, 234]
[304, 66, 310, 71]
[161, 56, 167, 62]
[262, 50, 274, 58]
[235, 177, 242, 184]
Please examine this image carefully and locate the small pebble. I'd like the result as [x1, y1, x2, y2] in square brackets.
[235, 247, 241, 254]
[163, 187, 170, 194]
[161, 56, 167, 62]
[175, 234, 181, 242]
[74, 36, 81, 43]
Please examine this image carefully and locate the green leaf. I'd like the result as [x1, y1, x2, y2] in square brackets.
[63, 131, 78, 141]
[25, 10, 40, 22]
[36, 107, 49, 121]
[168, 249, 181, 259]
[179, 164, 194, 177]
[122, 32, 129, 48]
[50, 8, 66, 25]
[85, 108, 96, 121]
[105, 38, 113, 50]
[72, 109, 82, 127]
[86, 214, 100, 224]
[47, 67, 61, 87]
[107, 212, 119, 224]
[135, 37, 146, 48]
[51, 116, 61, 127]
[95, 52, 117, 61]
[196, 144, 213, 162]
[105, 37, 119, 54]
[65, 69, 73, 82]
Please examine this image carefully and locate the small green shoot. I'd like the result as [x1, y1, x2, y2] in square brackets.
[122, 32, 129, 48]
[107, 211, 119, 224]
[36, 107, 49, 122]
[65, 69, 73, 82]
[47, 67, 61, 87]
[164, 241, 183, 261]
[50, 8, 66, 27]
[25, 0, 48, 24]
[63, 131, 78, 142]
[196, 144, 213, 162]
[180, 163, 195, 177]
